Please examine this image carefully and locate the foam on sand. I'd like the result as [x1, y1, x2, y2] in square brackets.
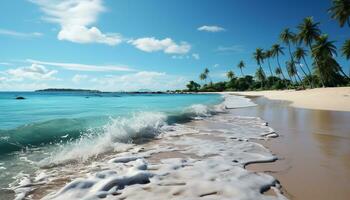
[9, 94, 287, 200]
[219, 93, 256, 109]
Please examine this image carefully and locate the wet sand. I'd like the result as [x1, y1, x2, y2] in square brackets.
[232, 96, 350, 200]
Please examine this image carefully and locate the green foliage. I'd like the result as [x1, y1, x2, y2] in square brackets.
[253, 48, 265, 65]
[199, 73, 207, 81]
[237, 60, 245, 76]
[226, 70, 235, 81]
[297, 17, 321, 47]
[186, 81, 201, 92]
[184, 13, 350, 93]
[342, 39, 350, 60]
[280, 28, 296, 45]
[329, 0, 350, 27]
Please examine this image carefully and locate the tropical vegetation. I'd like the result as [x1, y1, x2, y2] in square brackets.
[185, 2, 350, 92]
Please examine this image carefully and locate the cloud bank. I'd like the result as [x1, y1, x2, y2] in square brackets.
[129, 37, 191, 54]
[30, 0, 121, 45]
[6, 64, 58, 81]
[27, 59, 135, 72]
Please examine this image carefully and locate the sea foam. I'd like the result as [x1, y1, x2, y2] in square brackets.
[10, 94, 287, 200]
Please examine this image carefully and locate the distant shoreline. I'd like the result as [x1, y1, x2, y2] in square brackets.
[33, 88, 192, 94]
[35, 88, 102, 93]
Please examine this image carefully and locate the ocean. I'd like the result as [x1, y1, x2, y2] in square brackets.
[0, 92, 286, 200]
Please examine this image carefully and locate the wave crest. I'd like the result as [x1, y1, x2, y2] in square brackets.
[43, 112, 167, 165]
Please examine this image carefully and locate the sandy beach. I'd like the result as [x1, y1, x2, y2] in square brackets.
[227, 94, 350, 200]
[229, 87, 350, 112]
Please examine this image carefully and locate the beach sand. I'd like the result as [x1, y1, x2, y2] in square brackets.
[229, 87, 350, 112]
[229, 96, 350, 200]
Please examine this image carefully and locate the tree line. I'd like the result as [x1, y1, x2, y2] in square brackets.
[186, 0, 350, 92]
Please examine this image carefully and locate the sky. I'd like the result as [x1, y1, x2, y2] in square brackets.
[0, 0, 349, 91]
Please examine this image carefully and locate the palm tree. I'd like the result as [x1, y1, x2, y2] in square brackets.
[253, 48, 266, 75]
[294, 47, 313, 87]
[264, 50, 274, 77]
[297, 17, 323, 86]
[280, 28, 297, 82]
[297, 17, 322, 49]
[312, 35, 348, 86]
[275, 67, 282, 79]
[271, 44, 287, 80]
[255, 67, 266, 89]
[200, 68, 211, 85]
[342, 39, 350, 76]
[287, 61, 303, 85]
[237, 60, 245, 76]
[329, 0, 350, 27]
[199, 73, 207, 84]
[226, 70, 235, 81]
[280, 28, 296, 61]
[204, 68, 209, 76]
[312, 35, 349, 79]
[203, 68, 212, 84]
[294, 47, 312, 76]
[342, 39, 350, 59]
[186, 81, 200, 92]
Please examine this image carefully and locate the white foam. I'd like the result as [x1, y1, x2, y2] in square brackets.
[219, 94, 256, 109]
[10, 95, 286, 200]
[40, 112, 167, 165]
[185, 104, 212, 118]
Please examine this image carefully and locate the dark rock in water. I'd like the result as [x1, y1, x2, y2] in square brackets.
[15, 96, 26, 100]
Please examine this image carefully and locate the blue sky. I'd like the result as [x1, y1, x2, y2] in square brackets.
[0, 0, 349, 91]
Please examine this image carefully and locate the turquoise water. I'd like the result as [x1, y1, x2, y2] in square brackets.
[0, 92, 222, 154]
[0, 92, 222, 194]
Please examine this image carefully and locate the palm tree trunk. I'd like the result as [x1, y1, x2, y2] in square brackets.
[267, 58, 273, 77]
[287, 69, 293, 83]
[338, 66, 350, 79]
[309, 43, 325, 87]
[288, 43, 294, 62]
[296, 72, 303, 87]
[277, 55, 286, 80]
[298, 62, 312, 88]
[259, 65, 265, 89]
[288, 43, 297, 85]
[302, 56, 314, 88]
[302, 56, 312, 75]
[240, 68, 244, 77]
[294, 76, 298, 84]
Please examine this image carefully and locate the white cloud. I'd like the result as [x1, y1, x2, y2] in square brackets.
[30, 0, 121, 45]
[171, 55, 189, 59]
[0, 29, 43, 38]
[215, 45, 245, 53]
[0, 62, 13, 66]
[129, 37, 191, 54]
[213, 64, 219, 68]
[6, 64, 58, 81]
[72, 74, 88, 83]
[171, 53, 199, 60]
[27, 59, 135, 72]
[192, 53, 200, 60]
[90, 71, 187, 91]
[197, 25, 225, 32]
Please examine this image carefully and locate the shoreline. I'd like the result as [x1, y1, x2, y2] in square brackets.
[224, 87, 350, 112]
[230, 95, 350, 200]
